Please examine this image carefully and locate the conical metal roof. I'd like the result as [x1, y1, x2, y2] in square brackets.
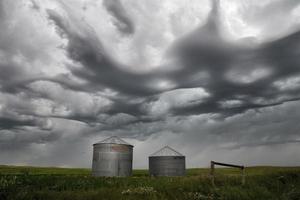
[150, 146, 184, 157]
[93, 136, 132, 146]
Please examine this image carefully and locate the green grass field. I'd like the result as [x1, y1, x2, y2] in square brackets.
[0, 165, 300, 200]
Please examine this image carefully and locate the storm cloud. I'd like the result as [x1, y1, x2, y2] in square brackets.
[102, 0, 135, 35]
[0, 0, 300, 168]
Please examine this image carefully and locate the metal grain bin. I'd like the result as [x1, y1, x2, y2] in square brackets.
[149, 146, 185, 176]
[92, 136, 133, 177]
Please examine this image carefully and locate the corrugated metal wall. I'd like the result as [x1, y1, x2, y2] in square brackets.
[149, 156, 186, 176]
[92, 143, 133, 177]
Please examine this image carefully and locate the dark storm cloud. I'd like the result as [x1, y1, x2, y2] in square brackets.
[0, 0, 300, 142]
[0, 128, 61, 151]
[103, 0, 135, 35]
[157, 0, 300, 116]
[0, 117, 36, 130]
[171, 27, 300, 116]
[46, 0, 300, 121]
[225, 140, 300, 150]
[0, 0, 300, 167]
[0, 62, 36, 94]
[0, 0, 3, 18]
[0, 0, 299, 134]
[47, 8, 166, 97]
[0, 1, 49, 95]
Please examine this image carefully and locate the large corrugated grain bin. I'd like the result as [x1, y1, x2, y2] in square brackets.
[92, 136, 133, 177]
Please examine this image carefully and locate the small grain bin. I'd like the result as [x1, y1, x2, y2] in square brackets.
[149, 146, 185, 176]
[92, 136, 133, 177]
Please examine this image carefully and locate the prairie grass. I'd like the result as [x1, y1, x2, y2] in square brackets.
[0, 165, 299, 200]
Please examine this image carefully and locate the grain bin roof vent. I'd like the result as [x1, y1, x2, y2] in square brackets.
[94, 136, 131, 146]
[150, 146, 183, 157]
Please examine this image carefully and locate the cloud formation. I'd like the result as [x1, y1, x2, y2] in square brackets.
[0, 0, 300, 168]
[102, 0, 135, 35]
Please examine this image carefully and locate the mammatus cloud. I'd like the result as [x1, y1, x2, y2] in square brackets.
[0, 0, 300, 167]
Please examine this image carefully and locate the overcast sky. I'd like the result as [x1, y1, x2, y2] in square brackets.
[1, 0, 300, 169]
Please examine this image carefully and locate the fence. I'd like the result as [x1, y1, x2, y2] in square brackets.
[210, 161, 245, 186]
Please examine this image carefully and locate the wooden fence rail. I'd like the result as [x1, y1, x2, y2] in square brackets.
[210, 161, 245, 186]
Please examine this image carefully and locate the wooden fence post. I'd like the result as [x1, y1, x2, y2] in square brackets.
[210, 161, 215, 186]
[242, 167, 245, 185]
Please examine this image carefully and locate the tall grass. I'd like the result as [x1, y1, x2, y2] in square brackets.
[0, 165, 299, 200]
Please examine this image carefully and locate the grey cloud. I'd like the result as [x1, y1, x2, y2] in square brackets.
[166, 0, 300, 116]
[224, 140, 300, 150]
[0, 117, 36, 130]
[0, 95, 53, 131]
[46, 8, 164, 96]
[29, 0, 40, 11]
[240, 0, 300, 34]
[103, 0, 135, 35]
[1, 0, 300, 167]
[0, 62, 35, 94]
[43, 0, 300, 122]
[3, 0, 300, 125]
[154, 100, 300, 153]
[0, 0, 3, 18]
[0, 128, 61, 151]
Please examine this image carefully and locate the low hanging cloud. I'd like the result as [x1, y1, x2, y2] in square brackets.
[0, 0, 300, 167]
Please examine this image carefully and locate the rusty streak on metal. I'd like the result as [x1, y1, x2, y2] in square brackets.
[111, 145, 130, 152]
